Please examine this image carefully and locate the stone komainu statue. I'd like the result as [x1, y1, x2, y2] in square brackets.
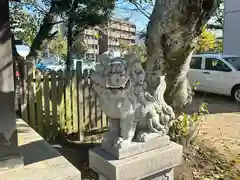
[90, 52, 175, 149]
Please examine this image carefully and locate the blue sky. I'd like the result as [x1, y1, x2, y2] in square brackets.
[114, 1, 153, 32]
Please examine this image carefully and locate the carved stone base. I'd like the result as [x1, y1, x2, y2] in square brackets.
[102, 135, 170, 160]
[89, 141, 183, 180]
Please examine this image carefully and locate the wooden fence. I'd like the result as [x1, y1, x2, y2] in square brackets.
[15, 62, 108, 141]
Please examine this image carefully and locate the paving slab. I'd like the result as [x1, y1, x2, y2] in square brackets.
[0, 119, 81, 180]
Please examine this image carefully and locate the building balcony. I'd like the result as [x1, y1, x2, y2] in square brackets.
[120, 35, 136, 40]
[109, 24, 121, 30]
[85, 39, 98, 44]
[121, 26, 129, 31]
[87, 48, 98, 54]
[84, 29, 98, 35]
[109, 32, 121, 38]
[108, 41, 120, 46]
[129, 27, 136, 32]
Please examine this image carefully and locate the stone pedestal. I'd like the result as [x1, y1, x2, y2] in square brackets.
[89, 140, 183, 180]
[0, 0, 24, 171]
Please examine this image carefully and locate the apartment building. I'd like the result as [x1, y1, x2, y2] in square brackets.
[223, 0, 240, 56]
[79, 18, 136, 58]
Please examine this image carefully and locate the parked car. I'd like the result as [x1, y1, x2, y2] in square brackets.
[36, 62, 48, 71]
[188, 53, 240, 102]
[72, 58, 96, 73]
[36, 57, 65, 72]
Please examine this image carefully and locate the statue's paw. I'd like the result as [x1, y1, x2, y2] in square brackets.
[132, 103, 137, 111]
[163, 106, 175, 119]
[102, 135, 109, 143]
[113, 137, 123, 149]
[102, 132, 110, 145]
[137, 132, 148, 142]
[168, 120, 174, 127]
[161, 115, 170, 124]
[162, 127, 169, 135]
[114, 138, 131, 149]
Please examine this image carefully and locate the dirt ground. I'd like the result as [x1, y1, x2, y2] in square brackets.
[174, 92, 240, 180]
[187, 93, 240, 165]
[54, 92, 240, 180]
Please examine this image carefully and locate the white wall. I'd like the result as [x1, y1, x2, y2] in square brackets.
[223, 0, 240, 56]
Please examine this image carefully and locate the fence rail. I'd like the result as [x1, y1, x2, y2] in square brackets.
[15, 62, 108, 141]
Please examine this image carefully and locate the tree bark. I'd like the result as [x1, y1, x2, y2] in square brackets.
[27, 2, 59, 60]
[67, 15, 73, 70]
[145, 0, 220, 114]
[66, 0, 78, 70]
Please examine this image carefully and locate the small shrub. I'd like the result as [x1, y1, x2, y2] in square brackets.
[169, 81, 208, 148]
[169, 102, 209, 148]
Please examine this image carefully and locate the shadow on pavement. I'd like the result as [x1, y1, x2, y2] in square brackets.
[20, 139, 60, 165]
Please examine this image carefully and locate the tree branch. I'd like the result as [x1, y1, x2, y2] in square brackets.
[27, 1, 58, 60]
[131, 1, 151, 19]
[72, 25, 88, 41]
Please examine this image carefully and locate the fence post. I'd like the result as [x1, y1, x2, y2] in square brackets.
[35, 70, 44, 136]
[58, 70, 65, 133]
[28, 65, 36, 130]
[76, 61, 84, 141]
[72, 69, 78, 132]
[51, 71, 58, 138]
[43, 72, 51, 140]
[89, 69, 96, 128]
[65, 74, 73, 134]
[83, 70, 89, 130]
[21, 64, 29, 123]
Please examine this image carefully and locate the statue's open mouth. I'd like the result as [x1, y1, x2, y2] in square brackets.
[106, 77, 130, 90]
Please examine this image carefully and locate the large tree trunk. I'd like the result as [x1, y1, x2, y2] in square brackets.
[145, 0, 220, 114]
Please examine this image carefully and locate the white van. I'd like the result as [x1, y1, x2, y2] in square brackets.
[188, 53, 240, 102]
